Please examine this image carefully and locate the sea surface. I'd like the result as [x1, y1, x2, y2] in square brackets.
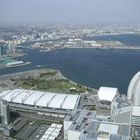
[84, 34, 140, 46]
[1, 34, 140, 94]
[0, 48, 140, 94]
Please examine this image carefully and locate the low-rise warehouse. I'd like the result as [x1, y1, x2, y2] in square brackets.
[98, 87, 119, 109]
[98, 87, 118, 103]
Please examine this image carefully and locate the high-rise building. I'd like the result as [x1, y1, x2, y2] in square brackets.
[110, 71, 140, 139]
[127, 71, 140, 106]
[0, 100, 10, 125]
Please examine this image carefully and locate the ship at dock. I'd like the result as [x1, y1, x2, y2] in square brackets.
[6, 61, 31, 68]
[0, 60, 31, 69]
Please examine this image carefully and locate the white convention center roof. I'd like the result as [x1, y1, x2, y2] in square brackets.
[0, 89, 80, 110]
[98, 87, 118, 102]
[48, 94, 67, 108]
[62, 95, 79, 109]
[36, 93, 56, 107]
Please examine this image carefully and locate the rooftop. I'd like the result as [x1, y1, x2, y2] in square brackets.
[0, 89, 80, 110]
[81, 120, 130, 140]
[98, 87, 118, 102]
[65, 109, 96, 132]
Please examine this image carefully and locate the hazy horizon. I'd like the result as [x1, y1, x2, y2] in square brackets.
[0, 0, 140, 25]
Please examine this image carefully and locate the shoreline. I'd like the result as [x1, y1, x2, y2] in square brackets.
[0, 68, 96, 94]
[39, 46, 140, 53]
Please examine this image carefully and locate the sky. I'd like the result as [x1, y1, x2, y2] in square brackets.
[0, 0, 140, 25]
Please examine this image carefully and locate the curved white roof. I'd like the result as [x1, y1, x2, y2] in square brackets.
[48, 94, 67, 109]
[62, 95, 79, 110]
[127, 71, 140, 106]
[98, 87, 118, 102]
[0, 89, 80, 110]
[36, 93, 56, 107]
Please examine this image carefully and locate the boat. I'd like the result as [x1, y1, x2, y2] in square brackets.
[36, 65, 46, 68]
[3, 61, 31, 68]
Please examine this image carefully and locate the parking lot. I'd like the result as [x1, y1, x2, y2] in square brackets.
[13, 118, 49, 140]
